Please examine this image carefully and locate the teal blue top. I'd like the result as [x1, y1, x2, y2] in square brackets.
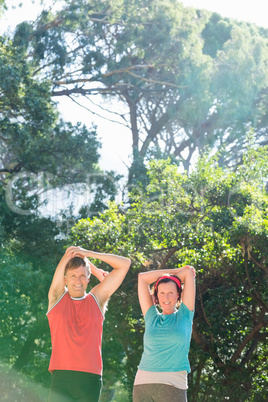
[138, 303, 194, 373]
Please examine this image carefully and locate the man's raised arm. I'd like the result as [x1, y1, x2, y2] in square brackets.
[69, 246, 131, 310]
[48, 247, 75, 311]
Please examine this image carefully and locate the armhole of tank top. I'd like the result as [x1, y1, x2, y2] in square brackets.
[46, 291, 68, 315]
[89, 292, 104, 318]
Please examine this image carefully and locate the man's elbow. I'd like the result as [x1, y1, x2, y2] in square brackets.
[125, 258, 131, 270]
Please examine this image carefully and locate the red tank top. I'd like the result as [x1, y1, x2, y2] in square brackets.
[47, 291, 104, 375]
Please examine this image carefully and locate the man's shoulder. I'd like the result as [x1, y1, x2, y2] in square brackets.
[47, 290, 68, 315]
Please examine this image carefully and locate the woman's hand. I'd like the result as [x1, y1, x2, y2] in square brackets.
[173, 265, 196, 278]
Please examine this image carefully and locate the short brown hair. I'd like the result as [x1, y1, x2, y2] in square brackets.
[64, 257, 91, 277]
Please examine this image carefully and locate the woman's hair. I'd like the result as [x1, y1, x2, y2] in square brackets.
[152, 275, 182, 305]
[64, 257, 91, 277]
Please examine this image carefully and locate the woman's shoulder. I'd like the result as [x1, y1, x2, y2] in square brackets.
[177, 302, 195, 318]
[145, 304, 158, 320]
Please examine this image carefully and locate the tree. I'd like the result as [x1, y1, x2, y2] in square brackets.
[1, 2, 268, 400]
[0, 19, 121, 400]
[68, 148, 268, 401]
[4, 0, 267, 182]
[0, 30, 122, 236]
[0, 36, 100, 176]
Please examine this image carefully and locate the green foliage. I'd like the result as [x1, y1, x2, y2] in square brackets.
[0, 36, 103, 189]
[0, 0, 5, 14]
[68, 150, 268, 400]
[0, 29, 120, 245]
[1, 2, 268, 401]
[4, 0, 267, 178]
[1, 149, 267, 400]
[202, 13, 232, 57]
[0, 245, 55, 393]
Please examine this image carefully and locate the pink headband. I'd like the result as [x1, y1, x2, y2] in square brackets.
[155, 275, 181, 291]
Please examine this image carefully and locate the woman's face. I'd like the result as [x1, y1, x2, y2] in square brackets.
[157, 281, 179, 315]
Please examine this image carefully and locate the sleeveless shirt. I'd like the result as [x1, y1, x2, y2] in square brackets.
[47, 291, 104, 375]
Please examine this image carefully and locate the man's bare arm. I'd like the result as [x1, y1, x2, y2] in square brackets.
[69, 246, 131, 311]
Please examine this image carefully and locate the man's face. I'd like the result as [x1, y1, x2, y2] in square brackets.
[64, 265, 90, 298]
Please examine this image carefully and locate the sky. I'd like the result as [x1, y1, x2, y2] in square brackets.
[2, 0, 267, 31]
[1, 0, 267, 175]
[180, 0, 268, 28]
[0, 0, 268, 34]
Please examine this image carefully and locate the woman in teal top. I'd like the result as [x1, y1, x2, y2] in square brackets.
[133, 265, 196, 402]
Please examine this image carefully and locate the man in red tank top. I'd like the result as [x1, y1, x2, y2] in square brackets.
[47, 246, 131, 402]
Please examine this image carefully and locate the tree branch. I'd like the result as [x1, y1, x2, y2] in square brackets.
[230, 321, 266, 364]
[248, 249, 268, 274]
[0, 163, 22, 175]
[159, 247, 178, 269]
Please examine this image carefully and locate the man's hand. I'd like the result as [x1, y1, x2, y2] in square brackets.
[66, 246, 90, 259]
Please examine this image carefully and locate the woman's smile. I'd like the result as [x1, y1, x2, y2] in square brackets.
[157, 282, 179, 314]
